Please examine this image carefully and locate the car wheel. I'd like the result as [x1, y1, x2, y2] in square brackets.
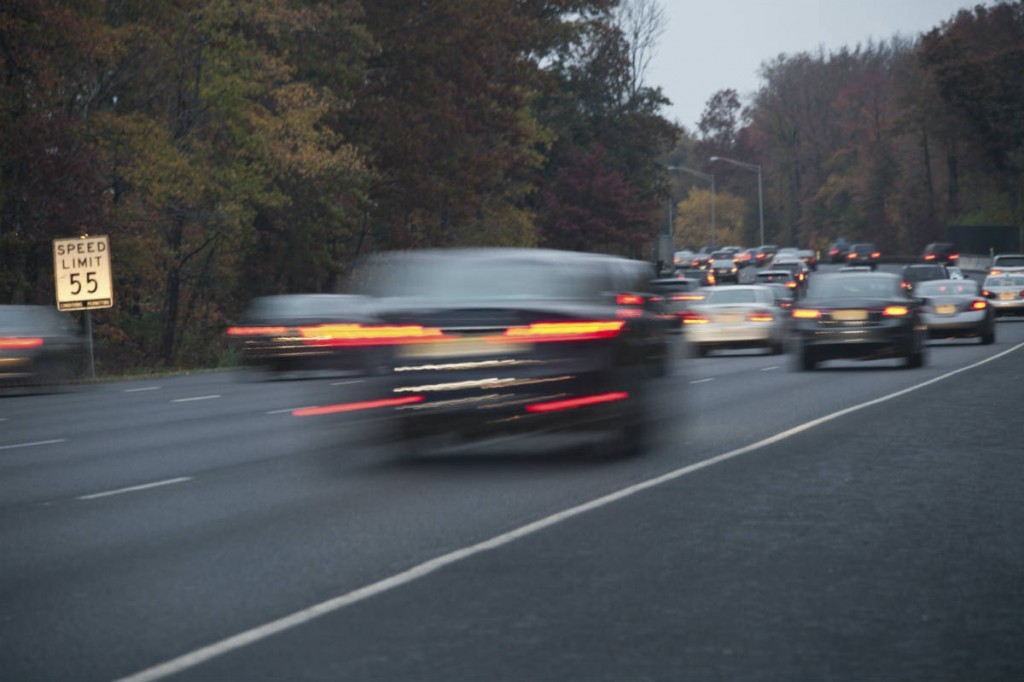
[981, 327, 995, 345]
[794, 344, 816, 371]
[690, 344, 708, 358]
[905, 343, 925, 369]
[769, 340, 785, 355]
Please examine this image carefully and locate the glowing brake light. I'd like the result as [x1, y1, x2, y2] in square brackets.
[299, 324, 444, 346]
[871, 251, 881, 258]
[792, 309, 820, 319]
[990, 269, 1003, 275]
[615, 293, 644, 306]
[503, 320, 625, 342]
[747, 311, 774, 323]
[670, 294, 704, 301]
[924, 254, 935, 260]
[525, 392, 629, 413]
[681, 311, 709, 324]
[847, 253, 856, 259]
[707, 272, 716, 285]
[970, 299, 988, 311]
[786, 280, 797, 288]
[0, 337, 44, 349]
[950, 254, 959, 260]
[293, 395, 424, 416]
[882, 305, 910, 317]
[227, 326, 289, 336]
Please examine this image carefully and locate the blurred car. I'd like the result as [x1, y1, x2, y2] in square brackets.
[796, 249, 818, 271]
[689, 253, 712, 270]
[649, 277, 706, 332]
[838, 265, 873, 273]
[988, 253, 1024, 275]
[915, 279, 994, 344]
[709, 251, 741, 284]
[946, 266, 966, 280]
[682, 285, 786, 357]
[846, 243, 881, 269]
[0, 305, 84, 386]
[672, 250, 695, 269]
[790, 272, 926, 370]
[982, 273, 1024, 316]
[752, 245, 779, 267]
[673, 267, 716, 287]
[343, 248, 669, 457]
[827, 238, 850, 263]
[899, 263, 948, 294]
[755, 269, 802, 295]
[922, 242, 959, 265]
[768, 259, 810, 289]
[735, 248, 757, 268]
[227, 294, 379, 376]
[763, 283, 796, 313]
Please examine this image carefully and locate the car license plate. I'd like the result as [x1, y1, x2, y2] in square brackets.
[935, 305, 956, 315]
[999, 292, 1016, 300]
[398, 337, 527, 359]
[715, 312, 744, 323]
[832, 309, 867, 321]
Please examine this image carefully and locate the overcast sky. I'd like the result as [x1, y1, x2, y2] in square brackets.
[646, 0, 981, 130]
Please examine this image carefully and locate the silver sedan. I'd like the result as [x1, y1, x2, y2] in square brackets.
[916, 279, 994, 344]
[682, 285, 787, 357]
[982, 273, 1024, 316]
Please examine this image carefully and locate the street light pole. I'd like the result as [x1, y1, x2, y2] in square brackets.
[667, 165, 716, 248]
[709, 156, 764, 246]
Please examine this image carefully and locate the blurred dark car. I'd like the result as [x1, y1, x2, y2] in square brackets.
[790, 272, 926, 370]
[0, 305, 84, 387]
[827, 238, 850, 263]
[900, 263, 948, 294]
[343, 248, 669, 457]
[764, 283, 796, 312]
[796, 249, 818, 271]
[649, 277, 706, 332]
[768, 259, 811, 291]
[735, 248, 757, 268]
[922, 242, 959, 266]
[916, 279, 994, 344]
[673, 267, 716, 286]
[846, 242, 881, 269]
[755, 269, 801, 296]
[753, 244, 779, 267]
[709, 251, 740, 284]
[227, 294, 379, 376]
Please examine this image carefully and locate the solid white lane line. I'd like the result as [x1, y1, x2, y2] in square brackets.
[0, 439, 66, 451]
[761, 365, 780, 371]
[266, 408, 305, 415]
[124, 386, 161, 393]
[171, 395, 221, 403]
[330, 380, 364, 386]
[690, 378, 714, 384]
[113, 340, 1024, 682]
[77, 477, 192, 501]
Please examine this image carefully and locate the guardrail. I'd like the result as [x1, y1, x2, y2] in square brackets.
[874, 254, 991, 272]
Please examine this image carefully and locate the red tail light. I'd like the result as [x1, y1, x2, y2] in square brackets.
[0, 337, 44, 349]
[707, 272, 717, 285]
[871, 251, 881, 258]
[503, 320, 625, 342]
[670, 294, 704, 302]
[882, 305, 910, 317]
[847, 253, 856, 259]
[786, 281, 797, 289]
[298, 324, 445, 346]
[227, 326, 289, 336]
[293, 396, 424, 416]
[525, 392, 629, 413]
[970, 299, 988, 311]
[792, 309, 820, 319]
[924, 254, 935, 260]
[681, 311, 709, 324]
[615, 293, 644, 306]
[950, 254, 959, 260]
[982, 290, 992, 297]
[990, 269, 1003, 275]
[747, 311, 775, 322]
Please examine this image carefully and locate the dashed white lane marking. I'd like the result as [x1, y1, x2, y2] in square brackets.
[77, 477, 192, 501]
[266, 407, 306, 415]
[113, 340, 1024, 682]
[171, 395, 221, 403]
[761, 365, 780, 371]
[124, 386, 161, 393]
[330, 380, 364, 386]
[690, 378, 714, 384]
[0, 439, 66, 451]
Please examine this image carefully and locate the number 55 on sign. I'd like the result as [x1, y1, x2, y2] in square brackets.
[53, 235, 113, 311]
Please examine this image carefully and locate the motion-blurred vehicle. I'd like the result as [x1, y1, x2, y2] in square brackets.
[922, 242, 958, 265]
[790, 272, 926, 370]
[735, 248, 757, 268]
[988, 254, 1024, 275]
[227, 294, 378, 376]
[752, 245, 779, 267]
[0, 305, 84, 387]
[755, 269, 802, 295]
[900, 263, 948, 294]
[763, 283, 796, 312]
[768, 259, 810, 288]
[689, 253, 712, 270]
[649, 278, 705, 332]
[709, 251, 740, 284]
[915, 279, 994, 344]
[846, 243, 881, 270]
[673, 267, 716, 287]
[796, 249, 818, 271]
[672, 249, 695, 268]
[946, 266, 966, 280]
[827, 238, 850, 263]
[344, 248, 669, 456]
[982, 273, 1024, 316]
[682, 285, 786, 357]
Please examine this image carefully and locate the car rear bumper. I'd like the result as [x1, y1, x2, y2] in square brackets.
[795, 324, 916, 359]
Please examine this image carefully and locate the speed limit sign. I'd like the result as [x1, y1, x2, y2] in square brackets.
[53, 235, 113, 311]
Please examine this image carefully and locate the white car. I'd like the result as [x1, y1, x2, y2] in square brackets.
[989, 254, 1024, 275]
[982, 273, 1024, 316]
[682, 285, 787, 357]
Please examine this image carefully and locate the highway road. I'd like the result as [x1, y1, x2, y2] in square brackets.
[2, 270, 1023, 681]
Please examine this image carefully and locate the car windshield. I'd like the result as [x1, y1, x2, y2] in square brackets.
[994, 256, 1024, 268]
[903, 267, 946, 281]
[851, 244, 875, 253]
[808, 275, 898, 299]
[916, 280, 978, 296]
[702, 288, 761, 305]
[985, 275, 1024, 288]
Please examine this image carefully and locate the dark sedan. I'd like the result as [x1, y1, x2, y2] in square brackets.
[334, 248, 669, 457]
[900, 263, 948, 294]
[790, 273, 927, 370]
[0, 305, 85, 387]
[846, 243, 881, 270]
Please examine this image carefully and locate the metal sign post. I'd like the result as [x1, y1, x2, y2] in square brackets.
[53, 234, 113, 379]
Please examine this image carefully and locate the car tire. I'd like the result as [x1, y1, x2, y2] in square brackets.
[981, 327, 995, 345]
[905, 343, 925, 369]
[769, 340, 785, 355]
[794, 344, 816, 371]
[691, 344, 708, 358]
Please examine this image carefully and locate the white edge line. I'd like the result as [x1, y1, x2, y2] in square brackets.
[77, 477, 192, 501]
[0, 438, 66, 451]
[690, 378, 714, 384]
[267, 407, 307, 415]
[124, 386, 161, 393]
[761, 365, 780, 371]
[113, 341, 1024, 682]
[171, 395, 221, 403]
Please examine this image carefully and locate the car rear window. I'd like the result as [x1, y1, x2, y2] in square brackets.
[916, 281, 977, 296]
[702, 289, 761, 305]
[994, 256, 1024, 268]
[808, 276, 898, 299]
[903, 266, 946, 281]
[985, 275, 1024, 287]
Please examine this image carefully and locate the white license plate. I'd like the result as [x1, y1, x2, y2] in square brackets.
[398, 337, 528, 359]
[999, 292, 1016, 300]
[935, 305, 956, 315]
[832, 309, 867, 321]
[715, 313, 745, 323]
